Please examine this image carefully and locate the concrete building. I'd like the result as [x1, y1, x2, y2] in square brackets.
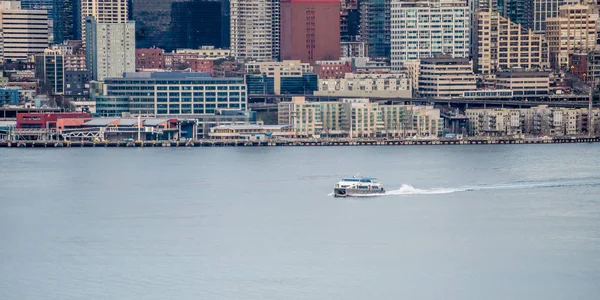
[381, 104, 442, 137]
[466, 105, 598, 136]
[418, 56, 476, 98]
[533, 0, 579, 33]
[586, 47, 600, 85]
[340, 41, 367, 58]
[80, 0, 128, 44]
[359, 0, 390, 59]
[0, 1, 49, 62]
[390, 0, 470, 71]
[230, 0, 280, 61]
[94, 72, 247, 118]
[341, 98, 384, 138]
[85, 16, 135, 81]
[315, 73, 412, 98]
[277, 97, 342, 137]
[34, 49, 65, 95]
[495, 71, 550, 98]
[176, 47, 232, 59]
[64, 70, 91, 96]
[280, 0, 340, 63]
[244, 60, 317, 95]
[474, 10, 549, 75]
[546, 5, 598, 70]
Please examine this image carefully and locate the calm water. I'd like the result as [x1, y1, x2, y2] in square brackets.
[1, 145, 599, 300]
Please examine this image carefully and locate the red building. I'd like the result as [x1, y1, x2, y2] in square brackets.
[569, 52, 588, 80]
[185, 59, 214, 74]
[17, 113, 91, 129]
[281, 0, 340, 63]
[314, 61, 352, 79]
[136, 48, 166, 70]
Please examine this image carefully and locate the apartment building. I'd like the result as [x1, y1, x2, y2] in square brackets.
[418, 56, 476, 98]
[340, 98, 384, 138]
[85, 17, 135, 81]
[390, 0, 470, 71]
[546, 5, 598, 70]
[466, 106, 599, 136]
[277, 97, 345, 137]
[0, 1, 49, 62]
[533, 0, 579, 33]
[381, 104, 442, 137]
[230, 0, 280, 62]
[80, 0, 129, 44]
[474, 10, 549, 75]
[360, 0, 391, 59]
[316, 73, 412, 98]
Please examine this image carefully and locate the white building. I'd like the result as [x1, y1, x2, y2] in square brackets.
[390, 0, 470, 71]
[316, 73, 412, 98]
[0, 1, 49, 62]
[80, 0, 129, 45]
[85, 17, 135, 81]
[418, 56, 476, 98]
[230, 0, 280, 62]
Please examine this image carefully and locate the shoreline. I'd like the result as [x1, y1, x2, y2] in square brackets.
[1, 137, 599, 148]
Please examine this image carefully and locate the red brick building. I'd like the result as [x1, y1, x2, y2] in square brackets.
[17, 113, 91, 129]
[569, 52, 588, 80]
[314, 61, 352, 79]
[185, 59, 214, 74]
[281, 0, 340, 63]
[136, 48, 166, 70]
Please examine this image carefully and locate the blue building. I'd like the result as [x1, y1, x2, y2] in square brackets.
[0, 88, 20, 106]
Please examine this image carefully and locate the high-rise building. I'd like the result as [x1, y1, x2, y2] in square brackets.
[280, 0, 340, 63]
[418, 56, 476, 98]
[35, 49, 65, 95]
[20, 0, 54, 43]
[390, 0, 470, 71]
[501, 0, 534, 30]
[533, 0, 578, 33]
[80, 0, 129, 44]
[0, 1, 49, 62]
[359, 0, 390, 59]
[53, 0, 79, 43]
[170, 0, 230, 50]
[131, 0, 177, 49]
[474, 10, 549, 74]
[340, 0, 359, 42]
[85, 16, 135, 81]
[230, 0, 280, 62]
[546, 5, 598, 70]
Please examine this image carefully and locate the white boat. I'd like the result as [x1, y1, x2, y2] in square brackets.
[333, 174, 385, 197]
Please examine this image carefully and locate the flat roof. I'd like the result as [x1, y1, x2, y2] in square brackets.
[212, 124, 293, 130]
[83, 118, 119, 126]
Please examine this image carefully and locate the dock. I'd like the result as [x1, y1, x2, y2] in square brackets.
[0, 137, 599, 148]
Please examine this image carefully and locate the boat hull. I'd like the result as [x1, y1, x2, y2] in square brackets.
[334, 187, 386, 197]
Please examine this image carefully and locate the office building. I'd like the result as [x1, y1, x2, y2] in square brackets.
[390, 0, 470, 71]
[474, 10, 549, 74]
[546, 5, 598, 70]
[54, 0, 79, 43]
[418, 56, 476, 98]
[495, 71, 550, 98]
[501, 0, 534, 30]
[131, 0, 174, 49]
[359, 0, 390, 59]
[20, 0, 54, 42]
[35, 49, 65, 95]
[95, 72, 247, 119]
[230, 0, 280, 61]
[80, 0, 129, 44]
[65, 70, 91, 96]
[280, 0, 340, 63]
[533, 0, 578, 33]
[85, 17, 135, 81]
[0, 1, 49, 63]
[341, 41, 367, 58]
[340, 1, 359, 42]
[170, 0, 230, 50]
[0, 1, 49, 62]
[316, 73, 412, 98]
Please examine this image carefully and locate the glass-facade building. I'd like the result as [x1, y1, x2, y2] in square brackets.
[53, 0, 80, 42]
[359, 0, 390, 59]
[95, 72, 247, 117]
[245, 74, 318, 95]
[133, 0, 229, 51]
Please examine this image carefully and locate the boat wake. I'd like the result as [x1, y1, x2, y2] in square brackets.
[328, 177, 600, 197]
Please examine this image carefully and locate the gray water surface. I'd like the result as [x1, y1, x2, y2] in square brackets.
[1, 145, 599, 299]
